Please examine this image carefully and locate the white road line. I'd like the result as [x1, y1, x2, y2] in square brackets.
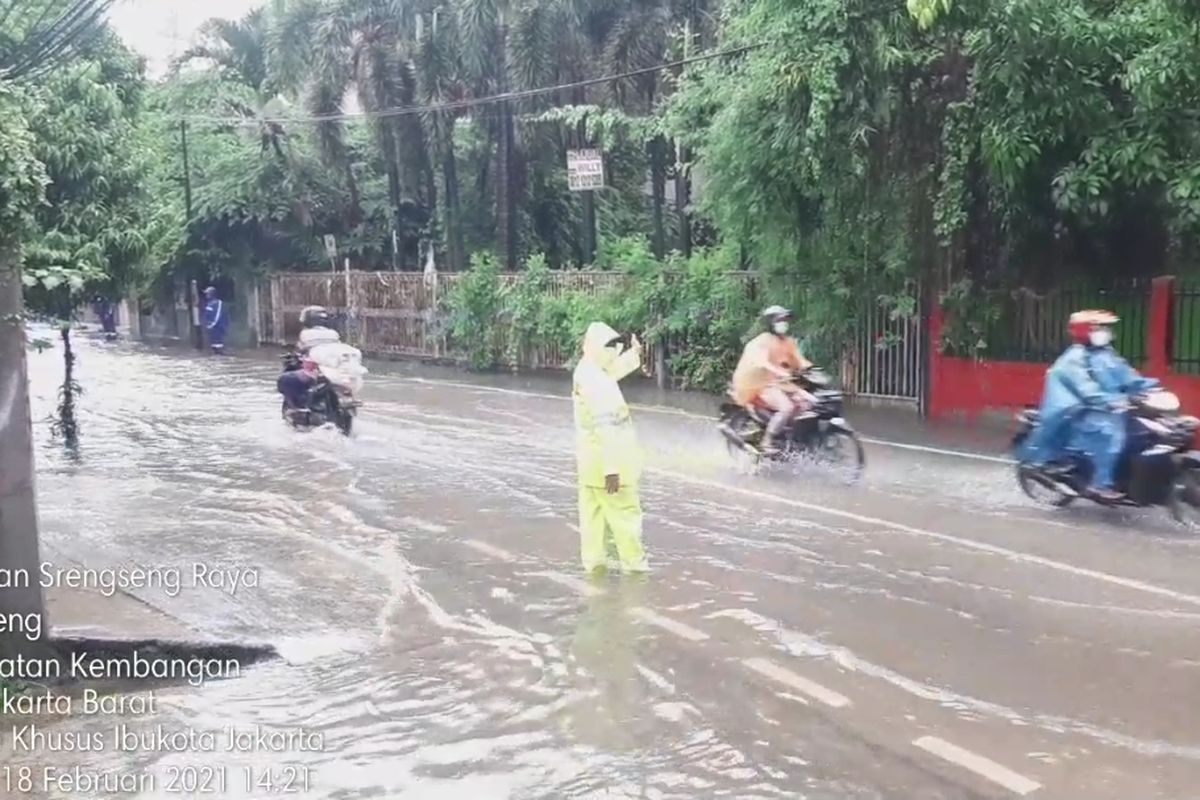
[463, 540, 519, 562]
[651, 467, 1200, 610]
[398, 376, 1010, 464]
[539, 572, 603, 597]
[859, 437, 1015, 464]
[396, 373, 1200, 607]
[742, 657, 851, 708]
[913, 735, 1041, 796]
[630, 607, 710, 641]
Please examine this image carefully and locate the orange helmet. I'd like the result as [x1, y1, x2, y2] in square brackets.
[1067, 309, 1118, 344]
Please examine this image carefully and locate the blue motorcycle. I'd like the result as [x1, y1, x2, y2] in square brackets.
[1012, 390, 1200, 525]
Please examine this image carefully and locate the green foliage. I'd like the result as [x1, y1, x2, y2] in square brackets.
[448, 251, 504, 369]
[506, 252, 553, 367]
[22, 42, 151, 319]
[448, 235, 757, 390]
[0, 84, 48, 250]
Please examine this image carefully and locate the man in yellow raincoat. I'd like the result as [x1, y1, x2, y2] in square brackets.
[573, 322, 648, 573]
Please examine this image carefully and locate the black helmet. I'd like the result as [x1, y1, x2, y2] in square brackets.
[300, 305, 331, 328]
[761, 305, 793, 332]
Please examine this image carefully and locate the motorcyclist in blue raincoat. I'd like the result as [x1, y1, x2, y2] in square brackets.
[1016, 310, 1159, 501]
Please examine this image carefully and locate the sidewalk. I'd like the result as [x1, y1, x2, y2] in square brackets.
[40, 544, 200, 642]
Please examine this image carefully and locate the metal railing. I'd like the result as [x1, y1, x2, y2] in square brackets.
[1172, 280, 1200, 375]
[841, 295, 924, 406]
[973, 281, 1150, 364]
[261, 270, 928, 404]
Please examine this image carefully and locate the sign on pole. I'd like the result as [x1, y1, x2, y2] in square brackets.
[323, 234, 337, 260]
[567, 149, 605, 191]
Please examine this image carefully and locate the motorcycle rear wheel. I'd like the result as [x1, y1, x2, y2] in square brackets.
[1168, 467, 1200, 530]
[1017, 464, 1077, 508]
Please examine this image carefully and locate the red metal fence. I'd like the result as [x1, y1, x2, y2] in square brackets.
[928, 276, 1200, 419]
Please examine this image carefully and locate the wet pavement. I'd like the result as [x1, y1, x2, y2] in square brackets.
[5, 332, 1200, 799]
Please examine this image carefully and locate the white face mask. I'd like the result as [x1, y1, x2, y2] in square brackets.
[773, 321, 790, 335]
[1089, 328, 1113, 348]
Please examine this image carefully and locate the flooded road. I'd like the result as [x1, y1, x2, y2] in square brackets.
[8, 333, 1200, 799]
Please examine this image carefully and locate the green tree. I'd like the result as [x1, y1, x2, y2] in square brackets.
[0, 0, 120, 672]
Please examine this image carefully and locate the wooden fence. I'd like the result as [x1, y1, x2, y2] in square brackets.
[259, 270, 662, 371]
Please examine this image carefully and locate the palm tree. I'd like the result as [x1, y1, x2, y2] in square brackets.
[270, 0, 440, 269]
[411, 2, 470, 269]
[0, 0, 115, 664]
[458, 0, 564, 269]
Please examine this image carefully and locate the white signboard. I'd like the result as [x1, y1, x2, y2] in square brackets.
[567, 149, 605, 191]
[323, 234, 337, 260]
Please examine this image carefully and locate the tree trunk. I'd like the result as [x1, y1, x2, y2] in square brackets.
[0, 250, 50, 662]
[442, 130, 465, 271]
[674, 139, 692, 258]
[386, 162, 406, 269]
[496, 99, 518, 269]
[343, 159, 364, 229]
[650, 136, 668, 259]
[495, 20, 518, 270]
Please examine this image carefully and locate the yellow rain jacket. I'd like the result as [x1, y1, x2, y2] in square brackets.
[572, 322, 643, 487]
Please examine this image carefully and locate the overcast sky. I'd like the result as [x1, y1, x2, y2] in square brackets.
[109, 0, 265, 77]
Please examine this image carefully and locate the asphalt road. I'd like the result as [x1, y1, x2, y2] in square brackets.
[12, 338, 1200, 799]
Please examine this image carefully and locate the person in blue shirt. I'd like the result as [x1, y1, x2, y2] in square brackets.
[202, 286, 229, 354]
[1016, 309, 1159, 501]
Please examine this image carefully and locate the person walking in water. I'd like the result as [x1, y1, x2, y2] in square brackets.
[572, 322, 648, 574]
[203, 286, 229, 354]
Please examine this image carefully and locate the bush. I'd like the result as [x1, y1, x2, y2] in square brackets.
[447, 252, 504, 370]
[449, 236, 762, 389]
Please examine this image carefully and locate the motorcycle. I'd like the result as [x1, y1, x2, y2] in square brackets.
[1012, 389, 1200, 524]
[279, 342, 367, 436]
[717, 367, 865, 479]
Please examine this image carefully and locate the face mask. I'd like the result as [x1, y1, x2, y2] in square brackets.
[1089, 328, 1113, 348]
[773, 321, 789, 335]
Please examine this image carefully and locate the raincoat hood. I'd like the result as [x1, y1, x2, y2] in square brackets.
[582, 321, 640, 381]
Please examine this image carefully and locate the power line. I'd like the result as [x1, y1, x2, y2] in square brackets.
[180, 42, 762, 126]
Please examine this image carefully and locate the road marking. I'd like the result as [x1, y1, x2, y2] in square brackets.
[400, 373, 1200, 609]
[539, 572, 603, 597]
[463, 540, 518, 562]
[742, 657, 851, 708]
[859, 437, 1014, 464]
[631, 607, 710, 641]
[651, 467, 1200, 610]
[399, 376, 1010, 464]
[913, 735, 1041, 795]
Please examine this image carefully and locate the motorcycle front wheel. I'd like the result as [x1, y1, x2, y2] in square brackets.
[814, 428, 865, 483]
[335, 408, 355, 436]
[1016, 464, 1077, 508]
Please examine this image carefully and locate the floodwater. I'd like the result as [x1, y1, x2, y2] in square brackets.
[7, 331, 1200, 799]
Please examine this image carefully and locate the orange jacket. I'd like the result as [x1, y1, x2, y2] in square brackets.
[731, 332, 810, 405]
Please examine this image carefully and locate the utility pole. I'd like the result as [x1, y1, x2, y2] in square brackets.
[179, 120, 203, 349]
